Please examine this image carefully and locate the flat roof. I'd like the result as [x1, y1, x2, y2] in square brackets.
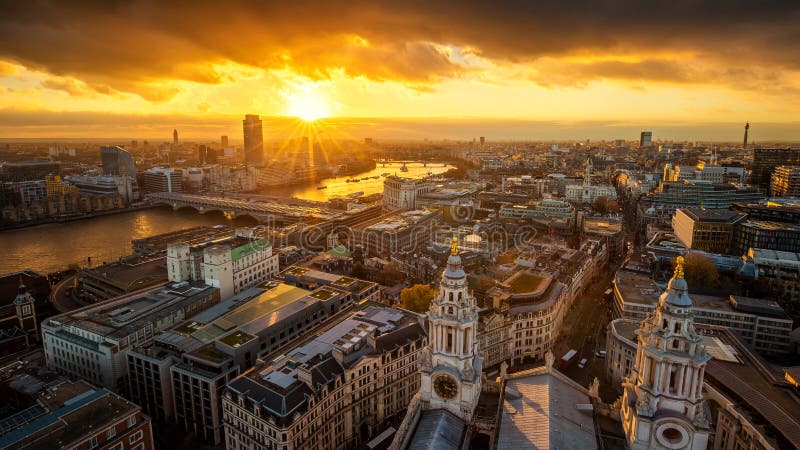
[82, 256, 166, 287]
[678, 207, 745, 223]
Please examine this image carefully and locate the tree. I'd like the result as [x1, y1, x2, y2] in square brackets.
[675, 253, 719, 288]
[400, 284, 436, 313]
[593, 196, 608, 213]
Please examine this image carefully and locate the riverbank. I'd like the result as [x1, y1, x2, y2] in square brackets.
[0, 203, 156, 231]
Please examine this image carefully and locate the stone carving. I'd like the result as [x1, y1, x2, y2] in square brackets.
[636, 397, 654, 417]
[500, 361, 508, 380]
[545, 350, 555, 370]
[419, 347, 432, 371]
[588, 377, 600, 399]
[462, 360, 474, 380]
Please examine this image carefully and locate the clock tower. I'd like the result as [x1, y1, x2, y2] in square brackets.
[419, 237, 482, 421]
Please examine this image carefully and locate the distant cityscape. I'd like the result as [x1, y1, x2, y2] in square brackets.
[0, 116, 797, 450]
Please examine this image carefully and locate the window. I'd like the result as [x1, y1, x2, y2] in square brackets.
[106, 427, 116, 440]
[88, 437, 98, 449]
[127, 416, 137, 427]
[109, 444, 123, 450]
[129, 430, 144, 444]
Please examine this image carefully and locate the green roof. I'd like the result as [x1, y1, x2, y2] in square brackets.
[231, 238, 271, 261]
[219, 330, 255, 347]
[326, 244, 351, 257]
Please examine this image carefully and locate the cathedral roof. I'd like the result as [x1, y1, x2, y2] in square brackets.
[443, 236, 466, 279]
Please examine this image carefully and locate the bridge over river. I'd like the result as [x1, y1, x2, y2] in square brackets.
[146, 192, 337, 224]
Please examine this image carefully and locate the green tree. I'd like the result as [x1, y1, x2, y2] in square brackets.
[377, 262, 403, 285]
[593, 196, 608, 213]
[675, 253, 719, 288]
[400, 284, 436, 313]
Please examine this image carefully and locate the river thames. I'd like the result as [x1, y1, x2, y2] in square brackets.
[0, 162, 451, 274]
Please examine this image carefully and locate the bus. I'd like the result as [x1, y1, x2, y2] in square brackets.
[560, 349, 578, 369]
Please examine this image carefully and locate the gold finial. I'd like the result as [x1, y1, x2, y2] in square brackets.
[674, 256, 685, 279]
[451, 236, 459, 255]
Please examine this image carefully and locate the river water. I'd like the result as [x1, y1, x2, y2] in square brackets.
[0, 162, 451, 275]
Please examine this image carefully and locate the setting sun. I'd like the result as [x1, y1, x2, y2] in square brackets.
[284, 87, 331, 121]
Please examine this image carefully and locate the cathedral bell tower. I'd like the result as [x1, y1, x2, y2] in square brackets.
[621, 257, 711, 450]
[418, 237, 482, 421]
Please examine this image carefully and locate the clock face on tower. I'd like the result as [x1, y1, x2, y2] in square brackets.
[434, 374, 459, 399]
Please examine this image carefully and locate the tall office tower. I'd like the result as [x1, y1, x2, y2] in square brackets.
[751, 147, 800, 189]
[99, 146, 136, 177]
[221, 135, 228, 147]
[743, 122, 750, 149]
[173, 128, 179, 144]
[243, 114, 264, 164]
[479, 136, 485, 147]
[640, 131, 653, 147]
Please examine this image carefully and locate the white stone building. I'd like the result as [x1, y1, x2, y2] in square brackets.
[565, 159, 617, 204]
[382, 176, 434, 210]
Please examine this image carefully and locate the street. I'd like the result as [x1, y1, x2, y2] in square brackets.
[552, 260, 624, 401]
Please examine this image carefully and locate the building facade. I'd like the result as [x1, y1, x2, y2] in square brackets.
[243, 114, 264, 165]
[222, 305, 426, 450]
[672, 208, 745, 254]
[382, 176, 434, 211]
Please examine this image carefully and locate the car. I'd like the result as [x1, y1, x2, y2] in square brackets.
[595, 350, 607, 358]
[578, 358, 588, 369]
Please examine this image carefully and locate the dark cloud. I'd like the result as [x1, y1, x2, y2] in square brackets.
[0, 1, 799, 98]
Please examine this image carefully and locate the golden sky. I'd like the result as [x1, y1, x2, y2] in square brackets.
[1, 1, 799, 140]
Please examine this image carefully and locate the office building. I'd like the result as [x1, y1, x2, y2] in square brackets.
[731, 199, 800, 223]
[42, 281, 220, 392]
[69, 174, 139, 204]
[672, 207, 746, 254]
[0, 380, 154, 450]
[221, 135, 229, 147]
[143, 167, 182, 194]
[278, 265, 380, 302]
[243, 114, 264, 164]
[770, 165, 800, 197]
[355, 209, 441, 256]
[167, 228, 279, 300]
[173, 128, 179, 144]
[739, 248, 800, 322]
[78, 255, 167, 302]
[639, 131, 653, 147]
[100, 146, 137, 177]
[382, 176, 434, 210]
[498, 198, 576, 222]
[128, 281, 352, 444]
[732, 220, 800, 256]
[642, 181, 763, 217]
[222, 304, 426, 449]
[751, 147, 800, 189]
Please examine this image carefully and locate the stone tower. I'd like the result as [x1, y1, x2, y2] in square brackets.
[419, 237, 482, 421]
[14, 283, 38, 337]
[621, 256, 712, 450]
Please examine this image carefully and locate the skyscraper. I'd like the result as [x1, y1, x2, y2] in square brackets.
[100, 146, 136, 177]
[243, 114, 264, 164]
[173, 128, 179, 144]
[221, 135, 228, 147]
[743, 122, 750, 149]
[640, 131, 653, 147]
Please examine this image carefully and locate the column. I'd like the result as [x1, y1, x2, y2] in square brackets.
[676, 365, 685, 396]
[696, 367, 705, 397]
[654, 362, 664, 393]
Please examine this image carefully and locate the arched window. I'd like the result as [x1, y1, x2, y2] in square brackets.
[449, 292, 453, 301]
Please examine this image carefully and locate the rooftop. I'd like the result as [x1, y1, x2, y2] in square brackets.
[679, 207, 746, 223]
[497, 367, 597, 450]
[81, 255, 166, 288]
[45, 281, 218, 340]
[228, 305, 425, 423]
[0, 381, 142, 450]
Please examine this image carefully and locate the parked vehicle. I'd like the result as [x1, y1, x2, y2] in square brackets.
[595, 350, 607, 358]
[578, 358, 588, 369]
